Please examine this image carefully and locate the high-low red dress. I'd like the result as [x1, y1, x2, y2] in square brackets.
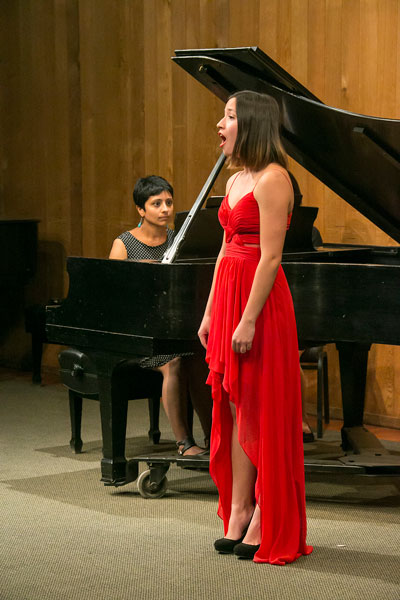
[206, 170, 312, 564]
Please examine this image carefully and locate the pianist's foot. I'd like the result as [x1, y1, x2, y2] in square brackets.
[177, 440, 206, 456]
[302, 421, 315, 443]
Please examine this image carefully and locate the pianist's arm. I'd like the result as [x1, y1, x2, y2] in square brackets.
[109, 238, 128, 260]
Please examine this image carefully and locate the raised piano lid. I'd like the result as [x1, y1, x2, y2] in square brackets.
[172, 47, 400, 243]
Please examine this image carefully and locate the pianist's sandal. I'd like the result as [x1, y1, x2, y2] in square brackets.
[202, 437, 210, 456]
[303, 430, 315, 443]
[176, 437, 196, 455]
[177, 436, 209, 457]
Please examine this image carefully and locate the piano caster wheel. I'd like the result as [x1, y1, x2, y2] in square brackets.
[137, 469, 168, 499]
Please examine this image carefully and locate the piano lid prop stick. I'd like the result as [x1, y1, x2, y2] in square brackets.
[162, 153, 226, 264]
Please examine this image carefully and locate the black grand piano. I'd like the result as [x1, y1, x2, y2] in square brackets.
[46, 47, 400, 486]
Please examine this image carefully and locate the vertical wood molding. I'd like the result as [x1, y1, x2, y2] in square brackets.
[65, 0, 83, 257]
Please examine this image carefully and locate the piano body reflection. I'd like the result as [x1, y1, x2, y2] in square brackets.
[47, 47, 400, 485]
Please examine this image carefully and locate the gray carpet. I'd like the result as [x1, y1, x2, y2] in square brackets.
[1, 374, 400, 600]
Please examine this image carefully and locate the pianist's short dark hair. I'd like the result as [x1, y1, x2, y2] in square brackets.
[133, 175, 174, 209]
[229, 91, 288, 171]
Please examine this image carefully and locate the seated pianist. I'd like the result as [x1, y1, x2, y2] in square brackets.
[109, 175, 212, 456]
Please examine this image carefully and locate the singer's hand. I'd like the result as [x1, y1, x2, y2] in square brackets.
[232, 319, 255, 354]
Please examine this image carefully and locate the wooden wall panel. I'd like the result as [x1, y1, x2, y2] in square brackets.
[0, 0, 80, 368]
[171, 0, 188, 208]
[1, 0, 400, 427]
[80, 0, 142, 258]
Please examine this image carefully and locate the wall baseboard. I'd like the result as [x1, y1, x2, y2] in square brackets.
[307, 404, 400, 431]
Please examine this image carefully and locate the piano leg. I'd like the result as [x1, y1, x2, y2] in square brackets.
[337, 342, 391, 457]
[337, 342, 370, 430]
[95, 354, 138, 486]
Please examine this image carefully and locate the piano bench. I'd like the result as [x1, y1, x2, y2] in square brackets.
[300, 346, 330, 438]
[58, 348, 163, 453]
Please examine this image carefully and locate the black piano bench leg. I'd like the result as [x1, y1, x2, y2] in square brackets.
[148, 395, 161, 444]
[69, 390, 83, 453]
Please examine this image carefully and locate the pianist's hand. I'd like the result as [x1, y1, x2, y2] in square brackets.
[198, 315, 211, 349]
[232, 318, 255, 354]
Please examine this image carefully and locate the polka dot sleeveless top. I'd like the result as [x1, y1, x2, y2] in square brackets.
[118, 228, 174, 260]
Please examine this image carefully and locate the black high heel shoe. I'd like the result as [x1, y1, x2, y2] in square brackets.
[214, 519, 251, 554]
[214, 533, 247, 554]
[233, 542, 260, 559]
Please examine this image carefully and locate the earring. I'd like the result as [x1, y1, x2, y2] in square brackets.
[138, 217, 143, 228]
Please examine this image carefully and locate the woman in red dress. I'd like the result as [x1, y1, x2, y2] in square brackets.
[198, 91, 312, 564]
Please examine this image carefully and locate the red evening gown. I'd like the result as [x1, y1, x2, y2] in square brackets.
[206, 172, 313, 564]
